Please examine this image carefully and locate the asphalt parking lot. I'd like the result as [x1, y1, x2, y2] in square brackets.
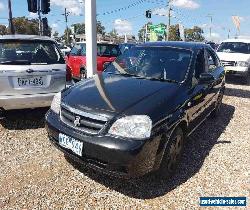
[0, 78, 249, 209]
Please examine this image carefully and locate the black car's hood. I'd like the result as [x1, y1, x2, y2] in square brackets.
[63, 73, 181, 117]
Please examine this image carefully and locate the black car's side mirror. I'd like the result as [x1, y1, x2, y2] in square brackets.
[199, 73, 215, 84]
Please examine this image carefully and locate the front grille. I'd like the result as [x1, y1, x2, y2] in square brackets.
[60, 104, 108, 135]
[221, 60, 236, 67]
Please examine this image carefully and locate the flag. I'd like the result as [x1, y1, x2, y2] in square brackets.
[232, 16, 241, 31]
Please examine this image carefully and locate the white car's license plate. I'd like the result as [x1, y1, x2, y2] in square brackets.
[59, 133, 83, 156]
[17, 76, 44, 87]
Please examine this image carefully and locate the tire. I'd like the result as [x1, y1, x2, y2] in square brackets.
[243, 75, 249, 85]
[156, 127, 184, 180]
[210, 89, 224, 118]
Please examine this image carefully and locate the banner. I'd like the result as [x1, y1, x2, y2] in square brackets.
[232, 16, 241, 31]
[148, 24, 166, 41]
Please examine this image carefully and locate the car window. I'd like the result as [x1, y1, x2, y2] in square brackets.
[195, 49, 206, 78]
[105, 46, 192, 82]
[70, 45, 81, 56]
[206, 49, 219, 72]
[217, 42, 250, 54]
[70, 43, 120, 57]
[0, 40, 64, 65]
[97, 44, 120, 57]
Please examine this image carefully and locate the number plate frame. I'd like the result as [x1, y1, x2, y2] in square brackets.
[59, 133, 83, 156]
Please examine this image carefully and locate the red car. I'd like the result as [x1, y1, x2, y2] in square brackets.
[66, 42, 120, 81]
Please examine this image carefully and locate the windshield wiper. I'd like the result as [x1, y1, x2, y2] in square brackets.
[147, 77, 179, 83]
[0, 60, 31, 65]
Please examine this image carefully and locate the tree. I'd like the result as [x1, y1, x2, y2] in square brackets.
[70, 21, 105, 35]
[184, 26, 205, 42]
[11, 17, 40, 35]
[97, 21, 105, 35]
[168, 24, 181, 41]
[138, 22, 152, 42]
[72, 23, 85, 34]
[108, 29, 118, 37]
[62, 28, 72, 44]
[0, 25, 7, 35]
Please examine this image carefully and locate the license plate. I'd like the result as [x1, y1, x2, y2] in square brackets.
[17, 76, 44, 87]
[59, 133, 83, 156]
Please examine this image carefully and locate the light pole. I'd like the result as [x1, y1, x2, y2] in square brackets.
[38, 0, 42, 36]
[63, 8, 70, 44]
[8, 0, 15, 34]
[85, 0, 97, 78]
[207, 14, 213, 40]
[166, 0, 172, 41]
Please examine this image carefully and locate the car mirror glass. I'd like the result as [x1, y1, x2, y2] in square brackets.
[199, 73, 215, 84]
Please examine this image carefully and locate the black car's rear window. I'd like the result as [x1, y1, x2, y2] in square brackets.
[0, 40, 65, 65]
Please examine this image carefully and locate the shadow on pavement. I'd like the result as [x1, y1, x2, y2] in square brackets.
[224, 87, 250, 99]
[225, 75, 249, 85]
[66, 103, 235, 199]
[0, 108, 48, 130]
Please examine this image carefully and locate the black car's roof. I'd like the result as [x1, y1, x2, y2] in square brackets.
[137, 41, 207, 51]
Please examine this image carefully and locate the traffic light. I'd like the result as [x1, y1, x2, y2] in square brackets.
[42, 17, 49, 36]
[27, 0, 38, 13]
[41, 0, 50, 14]
[146, 10, 152, 18]
[176, 27, 180, 39]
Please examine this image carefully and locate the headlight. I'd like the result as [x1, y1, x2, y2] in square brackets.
[237, 61, 249, 67]
[108, 115, 152, 139]
[51, 92, 61, 114]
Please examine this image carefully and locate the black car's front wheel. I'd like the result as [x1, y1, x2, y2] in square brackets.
[156, 126, 184, 180]
[210, 89, 224, 118]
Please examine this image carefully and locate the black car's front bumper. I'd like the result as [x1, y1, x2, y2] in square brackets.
[45, 110, 163, 178]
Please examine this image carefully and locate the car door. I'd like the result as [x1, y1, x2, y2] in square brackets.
[187, 48, 210, 131]
[203, 47, 225, 113]
[67, 45, 82, 78]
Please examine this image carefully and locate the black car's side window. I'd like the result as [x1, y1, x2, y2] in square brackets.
[195, 49, 206, 79]
[206, 49, 219, 72]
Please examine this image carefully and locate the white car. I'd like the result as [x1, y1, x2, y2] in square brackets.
[59, 45, 71, 56]
[0, 35, 70, 113]
[217, 39, 250, 83]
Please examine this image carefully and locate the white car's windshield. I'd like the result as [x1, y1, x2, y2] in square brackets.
[217, 42, 250, 54]
[0, 40, 65, 65]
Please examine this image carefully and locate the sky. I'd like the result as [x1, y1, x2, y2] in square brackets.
[0, 0, 250, 42]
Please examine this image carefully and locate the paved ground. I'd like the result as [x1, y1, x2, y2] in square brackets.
[0, 78, 249, 209]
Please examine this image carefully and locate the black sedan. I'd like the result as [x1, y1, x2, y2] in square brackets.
[46, 42, 225, 179]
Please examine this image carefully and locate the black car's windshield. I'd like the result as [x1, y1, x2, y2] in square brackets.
[0, 40, 65, 65]
[105, 46, 192, 82]
[217, 42, 250, 54]
[70, 43, 120, 57]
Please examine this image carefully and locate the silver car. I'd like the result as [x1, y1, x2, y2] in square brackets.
[0, 35, 68, 112]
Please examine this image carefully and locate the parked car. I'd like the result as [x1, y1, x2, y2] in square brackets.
[217, 39, 250, 83]
[58, 43, 71, 56]
[66, 42, 120, 81]
[46, 42, 225, 179]
[0, 35, 70, 113]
